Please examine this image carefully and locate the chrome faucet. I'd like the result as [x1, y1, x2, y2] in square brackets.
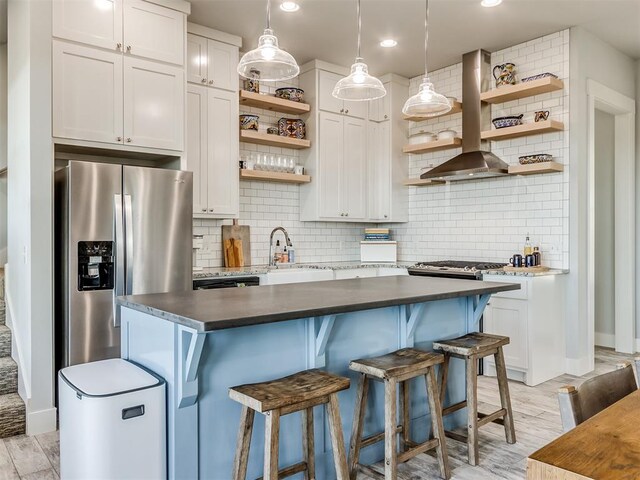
[269, 226, 293, 266]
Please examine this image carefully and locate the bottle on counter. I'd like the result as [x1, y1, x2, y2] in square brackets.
[274, 240, 282, 263]
[288, 243, 296, 264]
[524, 234, 533, 256]
[533, 246, 541, 266]
[282, 246, 289, 263]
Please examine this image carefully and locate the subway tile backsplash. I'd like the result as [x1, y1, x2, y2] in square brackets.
[196, 30, 569, 269]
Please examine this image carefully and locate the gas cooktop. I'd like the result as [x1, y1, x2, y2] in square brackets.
[408, 260, 507, 279]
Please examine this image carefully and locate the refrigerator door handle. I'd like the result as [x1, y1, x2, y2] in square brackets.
[113, 194, 125, 327]
[124, 194, 134, 295]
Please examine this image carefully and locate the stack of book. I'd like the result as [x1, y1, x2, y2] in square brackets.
[364, 228, 391, 241]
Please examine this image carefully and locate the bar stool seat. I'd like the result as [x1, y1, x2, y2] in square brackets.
[433, 332, 516, 467]
[229, 369, 350, 480]
[348, 348, 450, 480]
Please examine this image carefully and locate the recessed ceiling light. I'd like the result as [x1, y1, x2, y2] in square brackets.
[280, 1, 300, 12]
[380, 39, 398, 48]
[481, 0, 502, 7]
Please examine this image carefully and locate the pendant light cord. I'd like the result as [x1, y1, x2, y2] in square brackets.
[356, 0, 362, 60]
[424, 0, 429, 76]
[266, 0, 271, 29]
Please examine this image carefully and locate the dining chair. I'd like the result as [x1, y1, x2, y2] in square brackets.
[557, 362, 638, 432]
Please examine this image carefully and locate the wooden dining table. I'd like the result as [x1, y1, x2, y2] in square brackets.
[527, 389, 640, 479]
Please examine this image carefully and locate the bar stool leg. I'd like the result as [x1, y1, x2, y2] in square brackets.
[399, 380, 411, 451]
[263, 409, 281, 480]
[302, 407, 315, 480]
[495, 348, 517, 444]
[425, 368, 451, 480]
[348, 374, 369, 480]
[465, 356, 479, 466]
[439, 354, 450, 407]
[384, 378, 398, 480]
[232, 406, 255, 480]
[326, 393, 349, 480]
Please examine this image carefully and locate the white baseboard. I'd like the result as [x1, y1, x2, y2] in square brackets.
[565, 356, 592, 376]
[26, 407, 57, 436]
[595, 332, 615, 348]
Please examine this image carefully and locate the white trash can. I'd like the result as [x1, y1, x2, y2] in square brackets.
[59, 359, 166, 480]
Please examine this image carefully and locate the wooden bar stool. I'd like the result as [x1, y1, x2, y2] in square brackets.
[229, 369, 351, 480]
[348, 348, 450, 480]
[433, 332, 516, 466]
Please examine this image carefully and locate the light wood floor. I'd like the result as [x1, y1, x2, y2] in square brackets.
[0, 347, 635, 480]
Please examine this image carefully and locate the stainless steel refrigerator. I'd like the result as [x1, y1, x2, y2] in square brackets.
[55, 161, 193, 367]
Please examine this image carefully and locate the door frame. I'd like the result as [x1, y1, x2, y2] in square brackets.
[586, 79, 636, 361]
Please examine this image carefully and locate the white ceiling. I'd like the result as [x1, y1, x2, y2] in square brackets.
[189, 0, 640, 79]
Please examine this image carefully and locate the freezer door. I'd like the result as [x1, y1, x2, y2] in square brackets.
[123, 166, 193, 295]
[62, 161, 123, 366]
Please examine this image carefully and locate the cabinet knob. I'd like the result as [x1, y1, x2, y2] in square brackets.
[201, 208, 207, 212]
[126, 137, 132, 142]
[208, 80, 214, 85]
[345, 109, 349, 114]
[340, 108, 344, 113]
[116, 43, 122, 51]
[201, 78, 207, 84]
[384, 214, 388, 218]
[208, 209, 214, 213]
[345, 213, 349, 217]
[384, 114, 388, 119]
[117, 136, 122, 142]
[126, 45, 132, 52]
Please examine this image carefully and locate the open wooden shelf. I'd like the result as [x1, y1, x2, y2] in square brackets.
[239, 90, 311, 115]
[481, 120, 564, 141]
[404, 178, 447, 187]
[239, 169, 311, 184]
[480, 77, 564, 104]
[403, 101, 462, 121]
[402, 137, 462, 154]
[508, 161, 564, 176]
[239, 130, 311, 149]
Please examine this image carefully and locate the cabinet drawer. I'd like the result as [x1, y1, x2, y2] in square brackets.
[483, 275, 528, 299]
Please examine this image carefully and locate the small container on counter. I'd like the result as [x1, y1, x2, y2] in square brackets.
[533, 246, 541, 266]
[288, 244, 296, 264]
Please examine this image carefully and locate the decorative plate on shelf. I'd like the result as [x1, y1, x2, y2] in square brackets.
[521, 72, 558, 82]
[518, 154, 553, 165]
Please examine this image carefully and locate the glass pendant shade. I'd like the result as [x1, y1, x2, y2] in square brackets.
[237, 28, 300, 82]
[332, 60, 386, 101]
[402, 76, 452, 116]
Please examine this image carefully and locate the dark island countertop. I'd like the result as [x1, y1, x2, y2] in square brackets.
[117, 276, 520, 332]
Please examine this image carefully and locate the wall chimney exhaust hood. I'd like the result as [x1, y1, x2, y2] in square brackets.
[421, 50, 509, 181]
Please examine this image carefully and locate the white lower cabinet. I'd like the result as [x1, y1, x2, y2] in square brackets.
[482, 274, 566, 386]
[186, 84, 239, 218]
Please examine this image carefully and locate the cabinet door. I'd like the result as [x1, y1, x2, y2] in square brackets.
[123, 0, 184, 65]
[318, 70, 344, 115]
[123, 57, 184, 150]
[187, 34, 209, 85]
[318, 112, 344, 219]
[369, 86, 390, 122]
[207, 40, 238, 92]
[206, 89, 239, 216]
[186, 85, 208, 215]
[53, 41, 123, 145]
[368, 121, 391, 221]
[484, 298, 528, 370]
[343, 99, 368, 120]
[343, 117, 367, 220]
[53, 0, 123, 51]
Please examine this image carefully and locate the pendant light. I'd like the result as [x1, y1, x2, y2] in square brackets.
[237, 0, 300, 82]
[402, 0, 451, 117]
[332, 0, 386, 101]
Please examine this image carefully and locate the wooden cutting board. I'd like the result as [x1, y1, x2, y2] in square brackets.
[222, 220, 251, 267]
[503, 266, 550, 273]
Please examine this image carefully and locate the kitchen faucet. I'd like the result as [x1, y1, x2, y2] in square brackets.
[269, 226, 293, 266]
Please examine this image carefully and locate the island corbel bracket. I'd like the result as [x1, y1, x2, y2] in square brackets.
[400, 303, 426, 348]
[307, 315, 337, 369]
[468, 294, 492, 330]
[177, 326, 206, 408]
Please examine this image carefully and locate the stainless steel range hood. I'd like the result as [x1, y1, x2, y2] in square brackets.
[421, 50, 509, 181]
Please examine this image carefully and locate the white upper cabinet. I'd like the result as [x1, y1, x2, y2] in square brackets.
[123, 57, 184, 150]
[186, 85, 208, 215]
[53, 0, 123, 51]
[342, 117, 367, 220]
[368, 120, 391, 221]
[317, 70, 367, 119]
[123, 0, 185, 65]
[187, 34, 238, 91]
[53, 41, 124, 145]
[369, 90, 391, 122]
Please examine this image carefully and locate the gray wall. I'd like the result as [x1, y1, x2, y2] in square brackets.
[594, 110, 615, 342]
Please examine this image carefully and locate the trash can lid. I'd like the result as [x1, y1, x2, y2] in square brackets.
[60, 359, 163, 397]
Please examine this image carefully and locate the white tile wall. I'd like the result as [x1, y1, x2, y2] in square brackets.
[392, 30, 570, 269]
[196, 30, 570, 269]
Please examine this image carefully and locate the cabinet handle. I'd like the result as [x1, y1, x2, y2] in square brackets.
[201, 78, 207, 84]
[126, 138, 132, 143]
[126, 45, 132, 53]
[116, 43, 122, 51]
[117, 136, 122, 142]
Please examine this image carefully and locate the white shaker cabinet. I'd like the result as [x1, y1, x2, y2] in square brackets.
[186, 34, 208, 85]
[186, 85, 239, 218]
[53, 42, 124, 145]
[123, 0, 185, 65]
[53, 0, 123, 51]
[368, 121, 391, 221]
[123, 57, 184, 150]
[342, 117, 368, 220]
[187, 34, 238, 91]
[482, 273, 567, 386]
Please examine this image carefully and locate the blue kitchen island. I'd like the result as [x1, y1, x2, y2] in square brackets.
[117, 275, 519, 479]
